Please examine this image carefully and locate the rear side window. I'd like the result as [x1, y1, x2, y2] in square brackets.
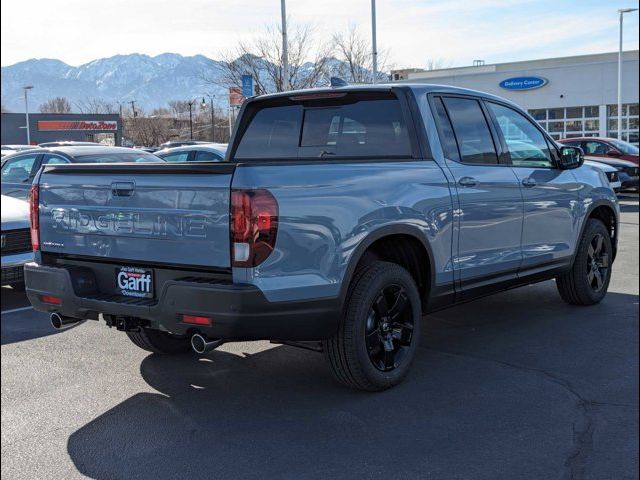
[234, 94, 412, 160]
[432, 97, 461, 162]
[161, 151, 190, 162]
[42, 154, 69, 165]
[194, 150, 224, 162]
[442, 97, 498, 165]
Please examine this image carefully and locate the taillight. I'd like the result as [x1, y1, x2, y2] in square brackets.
[181, 314, 212, 326]
[230, 189, 278, 267]
[40, 295, 61, 305]
[29, 185, 39, 251]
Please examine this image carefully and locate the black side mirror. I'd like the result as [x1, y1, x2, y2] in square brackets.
[559, 146, 584, 170]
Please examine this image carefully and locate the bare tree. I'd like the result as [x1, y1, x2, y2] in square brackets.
[332, 25, 391, 83]
[39, 97, 72, 113]
[75, 98, 115, 114]
[205, 23, 334, 94]
[425, 58, 451, 71]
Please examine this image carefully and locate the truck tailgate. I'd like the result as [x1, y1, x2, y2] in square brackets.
[37, 163, 234, 269]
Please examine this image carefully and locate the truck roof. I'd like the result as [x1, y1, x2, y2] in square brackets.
[251, 83, 518, 107]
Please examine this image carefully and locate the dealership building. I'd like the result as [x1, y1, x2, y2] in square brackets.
[1, 113, 121, 146]
[394, 50, 639, 145]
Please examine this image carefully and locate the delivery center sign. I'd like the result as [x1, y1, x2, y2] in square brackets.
[37, 120, 118, 131]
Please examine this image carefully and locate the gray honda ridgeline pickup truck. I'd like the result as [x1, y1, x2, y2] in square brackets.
[25, 84, 619, 391]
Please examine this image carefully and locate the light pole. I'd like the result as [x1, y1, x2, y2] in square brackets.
[371, 0, 378, 84]
[23, 85, 34, 144]
[281, 0, 289, 91]
[617, 8, 638, 141]
[202, 94, 216, 142]
[188, 100, 194, 140]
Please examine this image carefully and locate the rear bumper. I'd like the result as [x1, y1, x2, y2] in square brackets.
[24, 262, 340, 340]
[1, 251, 33, 285]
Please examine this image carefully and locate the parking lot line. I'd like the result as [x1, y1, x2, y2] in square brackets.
[1, 306, 33, 315]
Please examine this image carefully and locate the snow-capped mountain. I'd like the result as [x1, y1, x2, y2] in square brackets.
[2, 53, 237, 113]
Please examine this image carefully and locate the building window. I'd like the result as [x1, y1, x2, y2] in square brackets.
[548, 108, 564, 120]
[607, 103, 639, 144]
[566, 107, 582, 119]
[527, 105, 638, 144]
[584, 106, 599, 118]
[529, 109, 546, 121]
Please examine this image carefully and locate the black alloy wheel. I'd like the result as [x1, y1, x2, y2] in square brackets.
[365, 284, 414, 372]
[586, 232, 610, 292]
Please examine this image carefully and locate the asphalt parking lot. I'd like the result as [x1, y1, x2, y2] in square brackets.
[1, 196, 638, 480]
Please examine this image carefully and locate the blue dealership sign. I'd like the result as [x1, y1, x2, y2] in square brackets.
[499, 76, 548, 91]
[241, 74, 254, 97]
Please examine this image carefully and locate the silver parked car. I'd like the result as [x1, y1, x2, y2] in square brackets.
[155, 143, 227, 162]
[1, 194, 33, 289]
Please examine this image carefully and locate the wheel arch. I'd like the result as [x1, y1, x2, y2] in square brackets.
[580, 200, 619, 263]
[338, 224, 435, 314]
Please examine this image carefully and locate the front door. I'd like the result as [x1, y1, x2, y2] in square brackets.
[485, 101, 580, 272]
[432, 95, 524, 292]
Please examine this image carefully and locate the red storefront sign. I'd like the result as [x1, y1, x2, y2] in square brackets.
[37, 120, 118, 131]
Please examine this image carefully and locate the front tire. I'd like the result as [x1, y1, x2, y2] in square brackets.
[323, 261, 422, 391]
[557, 218, 612, 305]
[126, 328, 192, 354]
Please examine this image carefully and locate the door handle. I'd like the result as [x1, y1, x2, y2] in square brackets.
[458, 176, 479, 187]
[111, 181, 135, 197]
[521, 177, 537, 188]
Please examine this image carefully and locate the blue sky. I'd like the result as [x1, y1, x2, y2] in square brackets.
[1, 0, 638, 68]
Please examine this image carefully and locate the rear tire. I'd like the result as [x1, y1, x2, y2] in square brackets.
[557, 218, 612, 306]
[323, 261, 421, 391]
[126, 328, 192, 354]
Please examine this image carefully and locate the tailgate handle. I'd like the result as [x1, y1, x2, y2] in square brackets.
[112, 182, 135, 197]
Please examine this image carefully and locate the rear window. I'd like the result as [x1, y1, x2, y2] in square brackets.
[73, 152, 164, 163]
[234, 93, 412, 160]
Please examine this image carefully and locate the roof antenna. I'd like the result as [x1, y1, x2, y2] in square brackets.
[330, 77, 348, 88]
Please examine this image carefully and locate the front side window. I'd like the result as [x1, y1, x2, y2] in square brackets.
[234, 93, 411, 160]
[442, 97, 498, 165]
[487, 102, 553, 168]
[1, 154, 38, 182]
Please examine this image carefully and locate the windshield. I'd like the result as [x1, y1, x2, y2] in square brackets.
[610, 139, 639, 155]
[73, 152, 164, 163]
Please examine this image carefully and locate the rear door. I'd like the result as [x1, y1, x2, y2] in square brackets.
[431, 95, 523, 292]
[485, 101, 580, 271]
[38, 164, 234, 268]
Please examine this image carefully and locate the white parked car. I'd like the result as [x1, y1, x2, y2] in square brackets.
[1, 194, 33, 289]
[155, 143, 227, 162]
[584, 159, 621, 192]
